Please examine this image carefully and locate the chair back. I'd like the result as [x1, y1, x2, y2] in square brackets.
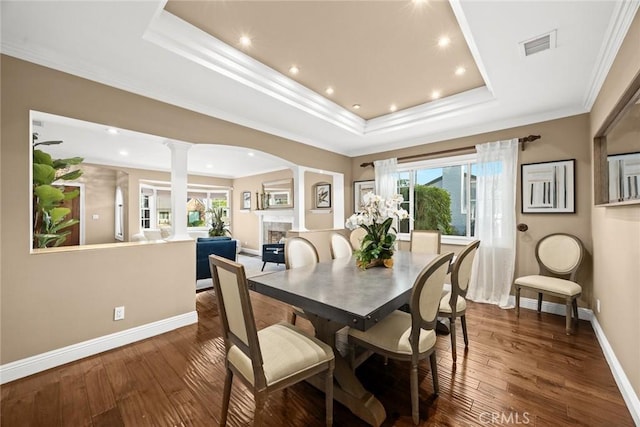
[330, 233, 353, 259]
[209, 255, 267, 388]
[349, 227, 367, 250]
[452, 240, 480, 298]
[536, 233, 584, 281]
[410, 230, 441, 254]
[409, 252, 454, 340]
[285, 237, 319, 269]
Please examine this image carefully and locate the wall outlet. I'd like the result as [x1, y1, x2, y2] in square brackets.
[596, 299, 601, 313]
[114, 306, 125, 321]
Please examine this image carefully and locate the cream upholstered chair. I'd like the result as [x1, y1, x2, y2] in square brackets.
[209, 255, 335, 426]
[285, 237, 320, 324]
[349, 227, 367, 250]
[330, 233, 353, 259]
[514, 233, 585, 335]
[438, 240, 480, 364]
[348, 252, 454, 425]
[410, 230, 441, 254]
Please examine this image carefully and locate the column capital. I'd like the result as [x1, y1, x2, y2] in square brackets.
[163, 140, 192, 152]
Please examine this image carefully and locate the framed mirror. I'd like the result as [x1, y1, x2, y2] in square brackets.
[262, 178, 293, 209]
[594, 71, 640, 206]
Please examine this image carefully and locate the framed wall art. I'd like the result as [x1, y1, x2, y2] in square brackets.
[241, 191, 251, 210]
[353, 180, 375, 213]
[315, 183, 331, 208]
[521, 159, 575, 213]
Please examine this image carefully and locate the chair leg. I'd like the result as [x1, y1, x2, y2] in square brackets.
[572, 298, 579, 327]
[429, 352, 439, 394]
[261, 262, 266, 271]
[220, 367, 233, 427]
[461, 315, 469, 348]
[410, 362, 419, 425]
[288, 310, 297, 325]
[515, 286, 521, 316]
[565, 300, 573, 335]
[325, 364, 334, 427]
[537, 293, 543, 313]
[449, 317, 457, 363]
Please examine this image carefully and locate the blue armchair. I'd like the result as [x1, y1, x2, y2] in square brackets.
[196, 237, 237, 280]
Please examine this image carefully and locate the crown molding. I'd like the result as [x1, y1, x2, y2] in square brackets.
[583, 1, 640, 111]
[143, 9, 366, 135]
[365, 86, 494, 135]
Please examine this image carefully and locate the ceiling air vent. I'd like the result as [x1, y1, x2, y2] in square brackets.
[32, 120, 44, 127]
[520, 30, 556, 57]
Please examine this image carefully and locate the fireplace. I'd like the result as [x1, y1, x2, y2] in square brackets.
[263, 221, 292, 244]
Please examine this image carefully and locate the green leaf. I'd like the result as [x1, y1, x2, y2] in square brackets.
[53, 157, 84, 169]
[57, 170, 83, 182]
[50, 219, 79, 234]
[49, 207, 71, 224]
[34, 184, 65, 207]
[33, 163, 56, 185]
[33, 140, 63, 147]
[33, 149, 54, 166]
[63, 188, 80, 200]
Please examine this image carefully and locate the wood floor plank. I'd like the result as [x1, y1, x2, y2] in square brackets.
[0, 287, 634, 426]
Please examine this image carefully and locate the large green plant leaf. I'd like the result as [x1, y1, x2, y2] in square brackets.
[53, 157, 83, 169]
[57, 170, 83, 182]
[33, 163, 56, 185]
[33, 149, 54, 166]
[34, 184, 65, 209]
[63, 188, 80, 200]
[49, 207, 71, 224]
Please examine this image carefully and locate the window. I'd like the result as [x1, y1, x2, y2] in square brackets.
[398, 154, 477, 241]
[139, 182, 230, 231]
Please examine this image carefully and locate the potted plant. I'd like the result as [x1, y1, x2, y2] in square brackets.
[32, 133, 83, 248]
[207, 206, 230, 237]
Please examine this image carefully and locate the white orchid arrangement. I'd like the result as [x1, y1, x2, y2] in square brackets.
[346, 193, 409, 268]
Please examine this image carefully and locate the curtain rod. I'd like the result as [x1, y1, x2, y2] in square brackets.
[360, 134, 541, 168]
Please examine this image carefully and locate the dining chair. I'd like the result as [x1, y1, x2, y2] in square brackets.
[348, 252, 454, 425]
[209, 255, 335, 426]
[285, 236, 320, 324]
[330, 232, 353, 259]
[437, 240, 480, 364]
[514, 233, 584, 334]
[410, 230, 441, 254]
[349, 227, 367, 250]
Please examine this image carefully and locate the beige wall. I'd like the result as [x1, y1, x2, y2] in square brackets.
[232, 169, 293, 252]
[305, 171, 334, 230]
[589, 12, 640, 397]
[353, 114, 594, 306]
[0, 56, 350, 365]
[80, 164, 118, 245]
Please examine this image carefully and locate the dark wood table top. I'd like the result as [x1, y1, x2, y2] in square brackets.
[248, 251, 438, 331]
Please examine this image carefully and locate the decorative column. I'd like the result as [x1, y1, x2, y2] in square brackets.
[164, 140, 192, 241]
[292, 165, 306, 231]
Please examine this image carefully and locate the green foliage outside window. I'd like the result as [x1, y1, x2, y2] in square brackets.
[414, 185, 454, 234]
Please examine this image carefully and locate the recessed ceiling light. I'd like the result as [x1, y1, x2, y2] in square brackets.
[107, 127, 119, 135]
[390, 104, 397, 112]
[352, 104, 361, 110]
[455, 66, 466, 76]
[431, 90, 441, 100]
[118, 150, 129, 156]
[289, 65, 299, 75]
[247, 152, 255, 157]
[325, 86, 334, 95]
[206, 164, 213, 168]
[438, 36, 451, 48]
[239, 35, 252, 47]
[412, 0, 427, 4]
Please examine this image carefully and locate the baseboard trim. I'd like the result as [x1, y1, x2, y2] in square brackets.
[241, 248, 260, 256]
[510, 295, 593, 321]
[512, 297, 638, 423]
[0, 311, 198, 384]
[591, 315, 640, 425]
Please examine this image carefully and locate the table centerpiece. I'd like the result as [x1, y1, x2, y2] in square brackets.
[346, 193, 409, 269]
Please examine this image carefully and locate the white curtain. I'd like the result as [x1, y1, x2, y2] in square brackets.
[374, 158, 398, 199]
[467, 139, 518, 308]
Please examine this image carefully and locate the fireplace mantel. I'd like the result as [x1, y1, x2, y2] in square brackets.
[252, 209, 294, 217]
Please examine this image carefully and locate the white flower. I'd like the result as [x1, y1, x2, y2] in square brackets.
[345, 193, 411, 230]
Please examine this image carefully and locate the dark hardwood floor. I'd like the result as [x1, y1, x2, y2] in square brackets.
[1, 290, 634, 426]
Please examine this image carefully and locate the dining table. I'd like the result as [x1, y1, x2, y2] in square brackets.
[247, 250, 440, 427]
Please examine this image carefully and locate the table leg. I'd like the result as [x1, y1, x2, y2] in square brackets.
[306, 315, 386, 427]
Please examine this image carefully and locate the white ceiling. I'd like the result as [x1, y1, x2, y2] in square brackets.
[2, 1, 639, 175]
